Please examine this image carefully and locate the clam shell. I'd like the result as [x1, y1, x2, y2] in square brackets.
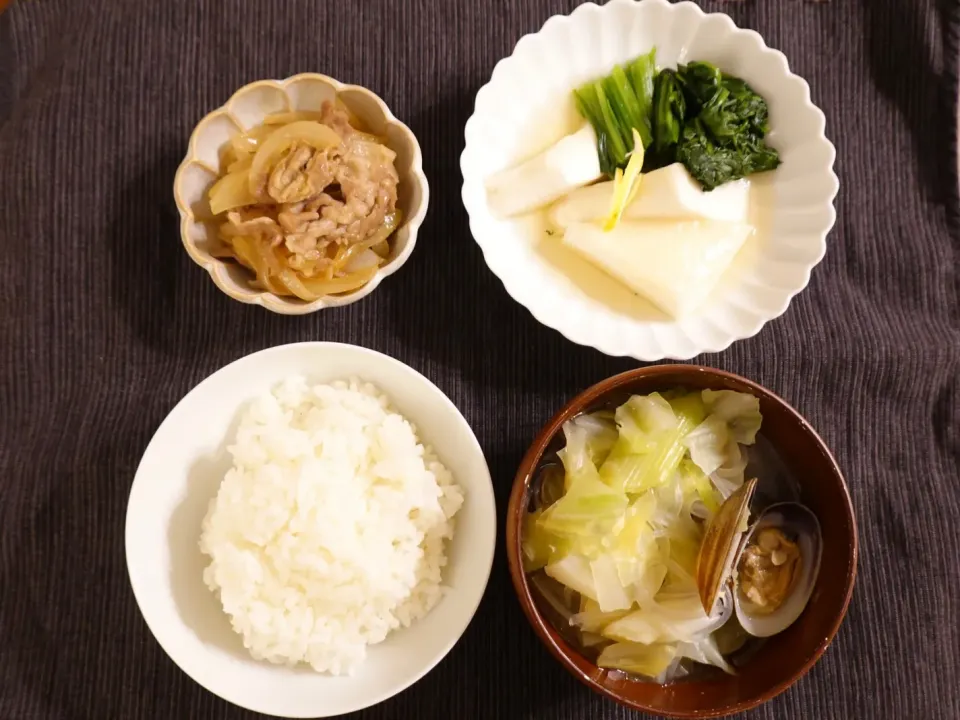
[694, 478, 758, 615]
[535, 460, 565, 509]
[708, 584, 735, 628]
[733, 502, 823, 638]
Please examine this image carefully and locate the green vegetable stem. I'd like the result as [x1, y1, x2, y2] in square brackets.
[574, 49, 656, 176]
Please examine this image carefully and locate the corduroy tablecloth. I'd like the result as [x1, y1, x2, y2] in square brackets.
[1, 0, 958, 718]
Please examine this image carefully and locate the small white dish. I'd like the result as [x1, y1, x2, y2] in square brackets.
[174, 74, 429, 314]
[461, 0, 838, 360]
[125, 343, 495, 718]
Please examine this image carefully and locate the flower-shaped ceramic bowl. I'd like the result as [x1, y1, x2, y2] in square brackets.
[174, 74, 428, 314]
[461, 0, 839, 360]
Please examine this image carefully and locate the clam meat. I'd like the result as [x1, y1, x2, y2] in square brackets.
[695, 490, 823, 640]
[733, 503, 823, 638]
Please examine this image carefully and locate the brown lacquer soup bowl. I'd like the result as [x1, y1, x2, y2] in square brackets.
[506, 365, 858, 718]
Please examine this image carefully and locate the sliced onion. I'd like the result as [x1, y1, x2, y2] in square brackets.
[230, 124, 277, 156]
[278, 268, 316, 301]
[230, 236, 285, 295]
[336, 99, 365, 131]
[256, 243, 290, 295]
[263, 111, 325, 125]
[342, 248, 382, 274]
[264, 110, 388, 145]
[209, 244, 235, 259]
[229, 236, 263, 277]
[355, 130, 391, 146]
[226, 155, 253, 174]
[208, 169, 257, 215]
[219, 144, 239, 169]
[299, 266, 378, 297]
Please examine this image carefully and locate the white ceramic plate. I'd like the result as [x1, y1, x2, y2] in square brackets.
[461, 0, 838, 360]
[125, 343, 495, 718]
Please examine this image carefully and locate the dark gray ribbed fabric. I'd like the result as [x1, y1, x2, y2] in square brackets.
[1, 0, 958, 718]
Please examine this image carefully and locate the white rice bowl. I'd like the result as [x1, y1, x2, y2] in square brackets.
[126, 341, 495, 718]
[199, 376, 464, 676]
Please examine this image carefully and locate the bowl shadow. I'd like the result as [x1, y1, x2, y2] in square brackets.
[166, 411, 248, 662]
[861, 0, 957, 209]
[108, 149, 268, 368]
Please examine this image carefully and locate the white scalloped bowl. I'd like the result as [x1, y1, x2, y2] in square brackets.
[175, 74, 428, 314]
[461, 0, 838, 360]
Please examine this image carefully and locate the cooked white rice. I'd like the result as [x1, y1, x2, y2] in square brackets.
[199, 376, 464, 675]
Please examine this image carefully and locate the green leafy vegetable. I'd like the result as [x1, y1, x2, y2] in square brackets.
[627, 50, 656, 124]
[676, 119, 780, 191]
[675, 60, 723, 110]
[652, 69, 685, 155]
[668, 61, 780, 189]
[573, 48, 657, 176]
[574, 50, 780, 191]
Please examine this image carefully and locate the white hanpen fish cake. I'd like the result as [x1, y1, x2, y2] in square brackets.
[199, 376, 464, 676]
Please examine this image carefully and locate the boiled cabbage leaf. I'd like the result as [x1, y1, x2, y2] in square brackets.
[536, 463, 627, 548]
[702, 389, 761, 444]
[590, 554, 634, 611]
[599, 393, 703, 493]
[684, 390, 760, 484]
[521, 389, 764, 681]
[521, 509, 566, 572]
[570, 599, 630, 633]
[544, 554, 597, 601]
[677, 459, 721, 516]
[682, 416, 730, 476]
[676, 635, 735, 675]
[557, 413, 618, 491]
[597, 641, 678, 678]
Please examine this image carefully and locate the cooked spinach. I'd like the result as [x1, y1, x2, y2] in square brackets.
[575, 51, 780, 191]
[676, 119, 781, 191]
[649, 60, 779, 190]
[676, 61, 722, 111]
[652, 70, 685, 154]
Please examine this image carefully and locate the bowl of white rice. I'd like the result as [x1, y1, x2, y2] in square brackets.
[124, 342, 496, 718]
